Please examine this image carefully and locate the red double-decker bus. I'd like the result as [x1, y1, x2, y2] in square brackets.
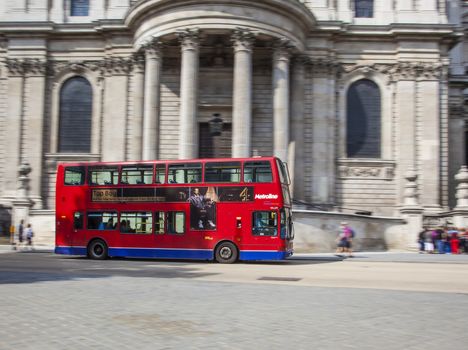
[55, 156, 294, 263]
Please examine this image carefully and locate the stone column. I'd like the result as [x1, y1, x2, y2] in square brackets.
[25, 59, 47, 209]
[272, 39, 292, 162]
[289, 56, 306, 201]
[453, 166, 468, 228]
[231, 28, 255, 158]
[4, 59, 26, 201]
[142, 39, 163, 160]
[12, 163, 33, 229]
[129, 53, 145, 161]
[400, 169, 423, 250]
[177, 29, 200, 159]
[102, 57, 131, 161]
[419, 77, 441, 212]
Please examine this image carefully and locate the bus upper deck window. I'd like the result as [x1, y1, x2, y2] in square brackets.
[121, 165, 153, 185]
[243, 161, 272, 183]
[205, 161, 241, 183]
[88, 167, 119, 186]
[168, 163, 201, 184]
[64, 166, 85, 185]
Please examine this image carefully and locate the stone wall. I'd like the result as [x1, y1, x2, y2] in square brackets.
[293, 210, 407, 253]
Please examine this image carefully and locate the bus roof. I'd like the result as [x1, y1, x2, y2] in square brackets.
[56, 156, 281, 168]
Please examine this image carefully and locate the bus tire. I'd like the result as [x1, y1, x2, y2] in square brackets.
[214, 241, 238, 264]
[88, 239, 108, 260]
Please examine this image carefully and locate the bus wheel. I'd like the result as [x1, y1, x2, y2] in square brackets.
[88, 240, 108, 260]
[215, 241, 238, 264]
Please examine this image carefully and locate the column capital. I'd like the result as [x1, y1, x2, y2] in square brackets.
[273, 38, 294, 62]
[231, 28, 256, 52]
[131, 52, 146, 73]
[177, 28, 200, 51]
[141, 38, 163, 59]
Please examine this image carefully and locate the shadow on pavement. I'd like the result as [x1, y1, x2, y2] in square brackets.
[0, 252, 221, 285]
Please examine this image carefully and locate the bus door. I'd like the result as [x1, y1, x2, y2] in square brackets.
[250, 210, 280, 249]
[280, 208, 294, 251]
[71, 212, 86, 247]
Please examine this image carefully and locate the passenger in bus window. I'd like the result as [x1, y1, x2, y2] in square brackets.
[105, 218, 115, 230]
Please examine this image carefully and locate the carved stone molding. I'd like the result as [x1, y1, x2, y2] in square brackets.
[337, 159, 396, 181]
[47, 60, 102, 77]
[309, 58, 339, 77]
[339, 62, 445, 83]
[102, 57, 134, 75]
[5, 58, 47, 77]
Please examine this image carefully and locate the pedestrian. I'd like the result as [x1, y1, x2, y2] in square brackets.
[16, 220, 24, 250]
[459, 228, 468, 253]
[342, 222, 356, 258]
[335, 228, 347, 256]
[425, 229, 434, 253]
[25, 223, 34, 250]
[450, 230, 460, 254]
[417, 227, 428, 253]
[335, 222, 355, 258]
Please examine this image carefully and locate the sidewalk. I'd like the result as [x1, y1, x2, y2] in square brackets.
[0, 244, 55, 254]
[292, 251, 468, 264]
[3, 244, 468, 264]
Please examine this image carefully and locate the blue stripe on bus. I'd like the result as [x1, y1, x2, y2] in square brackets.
[55, 246, 292, 261]
[239, 250, 292, 261]
[108, 248, 214, 260]
[55, 246, 87, 256]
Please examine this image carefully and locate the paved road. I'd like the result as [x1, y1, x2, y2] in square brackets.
[1, 251, 468, 349]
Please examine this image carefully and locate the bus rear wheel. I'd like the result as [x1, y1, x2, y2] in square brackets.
[88, 240, 108, 260]
[215, 241, 238, 264]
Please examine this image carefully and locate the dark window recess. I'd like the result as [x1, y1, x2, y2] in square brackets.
[70, 0, 89, 16]
[58, 77, 92, 153]
[199, 122, 232, 158]
[355, 0, 374, 18]
[346, 79, 381, 158]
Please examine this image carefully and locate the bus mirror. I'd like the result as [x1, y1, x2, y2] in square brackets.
[236, 217, 242, 229]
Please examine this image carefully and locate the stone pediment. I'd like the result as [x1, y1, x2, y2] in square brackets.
[126, 0, 316, 52]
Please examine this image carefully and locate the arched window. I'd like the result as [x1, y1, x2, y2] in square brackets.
[346, 79, 381, 158]
[58, 77, 92, 153]
[355, 0, 374, 18]
[70, 0, 89, 16]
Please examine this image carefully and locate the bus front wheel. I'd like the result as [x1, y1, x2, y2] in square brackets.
[214, 241, 238, 264]
[88, 240, 108, 260]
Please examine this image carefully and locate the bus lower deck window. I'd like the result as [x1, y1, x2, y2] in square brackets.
[252, 211, 278, 236]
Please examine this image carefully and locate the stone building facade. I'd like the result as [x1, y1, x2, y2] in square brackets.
[0, 1, 466, 240]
